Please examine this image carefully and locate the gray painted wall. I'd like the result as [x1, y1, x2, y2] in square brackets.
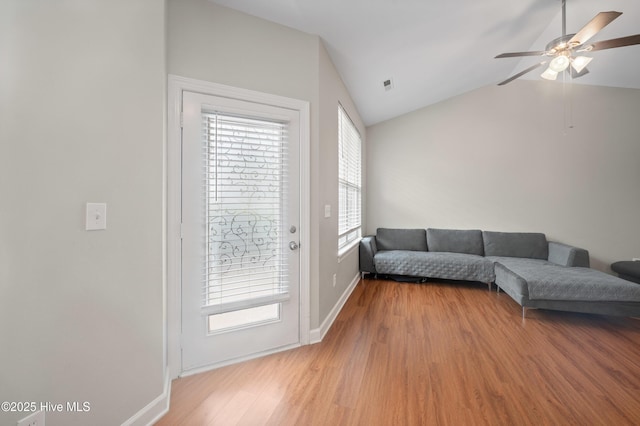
[318, 42, 366, 323]
[167, 0, 365, 330]
[0, 1, 166, 425]
[366, 80, 640, 272]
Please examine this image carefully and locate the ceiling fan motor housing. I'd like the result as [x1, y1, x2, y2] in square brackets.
[545, 34, 578, 55]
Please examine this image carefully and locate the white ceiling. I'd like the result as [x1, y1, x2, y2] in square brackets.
[211, 0, 640, 125]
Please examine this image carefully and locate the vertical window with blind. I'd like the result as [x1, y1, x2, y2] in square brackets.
[203, 111, 289, 332]
[338, 104, 362, 253]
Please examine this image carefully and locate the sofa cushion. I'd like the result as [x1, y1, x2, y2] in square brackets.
[376, 228, 427, 251]
[427, 228, 484, 256]
[374, 250, 495, 283]
[483, 231, 548, 260]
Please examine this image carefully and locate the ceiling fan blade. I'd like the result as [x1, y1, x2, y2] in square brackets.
[495, 51, 546, 59]
[568, 11, 622, 46]
[585, 34, 640, 51]
[497, 62, 547, 86]
[568, 67, 589, 79]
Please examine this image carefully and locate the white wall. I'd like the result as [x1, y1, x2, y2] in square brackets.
[167, 0, 365, 332]
[0, 1, 166, 425]
[167, 0, 318, 103]
[366, 80, 640, 272]
[317, 42, 366, 321]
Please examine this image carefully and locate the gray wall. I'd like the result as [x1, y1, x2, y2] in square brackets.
[366, 80, 640, 271]
[0, 1, 166, 425]
[318, 42, 366, 323]
[167, 0, 365, 330]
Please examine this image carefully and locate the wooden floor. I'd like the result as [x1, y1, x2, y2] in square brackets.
[156, 279, 640, 425]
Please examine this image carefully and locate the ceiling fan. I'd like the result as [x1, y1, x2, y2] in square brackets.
[495, 0, 640, 86]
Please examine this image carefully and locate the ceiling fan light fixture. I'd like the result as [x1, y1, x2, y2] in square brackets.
[549, 55, 571, 72]
[541, 67, 559, 80]
[571, 56, 593, 73]
[495, 3, 640, 86]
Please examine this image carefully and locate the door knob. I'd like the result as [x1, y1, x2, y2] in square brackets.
[289, 241, 299, 251]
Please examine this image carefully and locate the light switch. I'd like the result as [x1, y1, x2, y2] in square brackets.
[324, 204, 331, 218]
[86, 203, 107, 230]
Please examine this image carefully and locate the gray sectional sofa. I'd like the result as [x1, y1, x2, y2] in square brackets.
[360, 228, 640, 318]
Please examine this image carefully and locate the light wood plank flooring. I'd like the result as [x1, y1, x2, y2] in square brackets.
[156, 279, 640, 425]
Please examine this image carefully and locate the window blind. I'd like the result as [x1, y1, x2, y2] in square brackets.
[201, 111, 290, 315]
[338, 105, 362, 251]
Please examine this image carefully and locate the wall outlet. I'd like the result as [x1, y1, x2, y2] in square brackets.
[332, 273, 337, 287]
[17, 410, 45, 426]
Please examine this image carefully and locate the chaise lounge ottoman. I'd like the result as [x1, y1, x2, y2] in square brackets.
[494, 257, 640, 318]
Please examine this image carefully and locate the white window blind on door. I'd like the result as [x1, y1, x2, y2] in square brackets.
[201, 111, 290, 315]
[338, 105, 362, 251]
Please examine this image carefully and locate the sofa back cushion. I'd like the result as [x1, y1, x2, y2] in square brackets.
[483, 231, 548, 260]
[427, 228, 484, 255]
[376, 228, 427, 251]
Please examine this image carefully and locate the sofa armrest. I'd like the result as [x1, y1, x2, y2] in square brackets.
[359, 236, 378, 273]
[548, 241, 590, 268]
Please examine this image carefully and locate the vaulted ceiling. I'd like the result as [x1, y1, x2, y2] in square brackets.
[211, 0, 640, 125]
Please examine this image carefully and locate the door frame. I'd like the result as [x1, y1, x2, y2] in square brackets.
[167, 75, 311, 378]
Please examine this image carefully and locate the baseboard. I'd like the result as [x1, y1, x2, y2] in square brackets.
[121, 371, 171, 426]
[310, 273, 360, 344]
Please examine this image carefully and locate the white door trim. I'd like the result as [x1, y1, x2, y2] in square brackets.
[167, 74, 311, 379]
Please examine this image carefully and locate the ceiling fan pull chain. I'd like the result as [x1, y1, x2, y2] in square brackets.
[561, 70, 574, 131]
[568, 72, 574, 129]
[562, 71, 569, 131]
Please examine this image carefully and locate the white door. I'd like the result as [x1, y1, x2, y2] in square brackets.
[181, 91, 301, 372]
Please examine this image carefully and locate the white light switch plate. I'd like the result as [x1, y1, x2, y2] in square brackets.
[86, 203, 107, 230]
[324, 204, 331, 218]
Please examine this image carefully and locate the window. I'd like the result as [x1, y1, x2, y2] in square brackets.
[202, 111, 290, 315]
[338, 104, 362, 253]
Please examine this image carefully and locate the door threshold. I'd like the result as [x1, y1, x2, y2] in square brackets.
[180, 341, 303, 378]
